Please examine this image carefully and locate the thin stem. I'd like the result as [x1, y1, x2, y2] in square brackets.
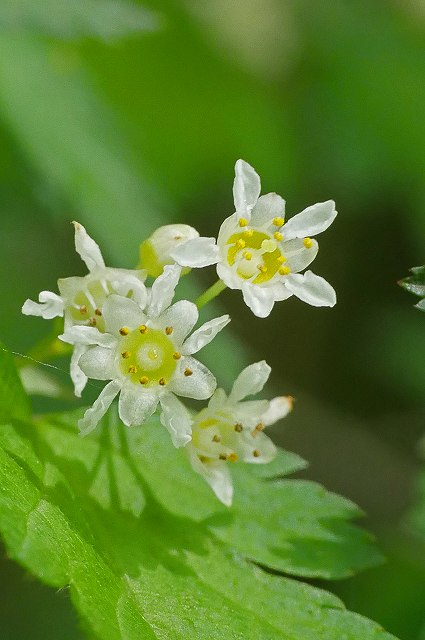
[195, 279, 227, 310]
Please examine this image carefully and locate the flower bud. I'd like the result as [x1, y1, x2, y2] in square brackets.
[138, 224, 199, 277]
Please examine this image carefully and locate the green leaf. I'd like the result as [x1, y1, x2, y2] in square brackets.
[0, 405, 396, 639]
[399, 265, 425, 301]
[0, 342, 31, 422]
[0, 0, 158, 41]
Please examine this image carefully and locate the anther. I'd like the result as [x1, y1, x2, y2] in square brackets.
[279, 266, 291, 276]
[236, 238, 246, 249]
[234, 423, 243, 432]
[212, 434, 221, 443]
[159, 377, 166, 386]
[199, 455, 208, 463]
[238, 218, 248, 227]
[184, 368, 193, 377]
[228, 453, 238, 463]
[173, 351, 181, 360]
[139, 324, 148, 334]
[258, 264, 267, 273]
[273, 216, 284, 227]
[79, 305, 88, 315]
[95, 308, 102, 316]
[274, 231, 283, 241]
[128, 365, 138, 374]
[219, 453, 228, 461]
[277, 255, 286, 264]
[243, 229, 254, 238]
[119, 327, 129, 336]
[121, 351, 131, 359]
[303, 237, 313, 248]
[139, 376, 149, 385]
[242, 251, 252, 260]
[165, 326, 173, 335]
[253, 449, 261, 458]
[89, 318, 97, 327]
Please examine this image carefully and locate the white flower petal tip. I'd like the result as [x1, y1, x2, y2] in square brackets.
[233, 159, 261, 216]
[78, 380, 120, 436]
[170, 237, 219, 269]
[147, 263, 182, 317]
[241, 284, 275, 318]
[285, 271, 337, 307]
[283, 200, 337, 241]
[229, 360, 271, 403]
[182, 314, 230, 355]
[72, 220, 105, 271]
[262, 395, 295, 426]
[22, 291, 64, 319]
[159, 392, 192, 448]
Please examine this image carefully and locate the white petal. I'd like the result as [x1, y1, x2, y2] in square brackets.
[250, 193, 285, 227]
[284, 270, 336, 307]
[217, 213, 239, 246]
[241, 282, 275, 318]
[272, 283, 293, 302]
[118, 383, 159, 427]
[22, 291, 64, 319]
[283, 201, 337, 241]
[147, 263, 182, 317]
[171, 237, 219, 268]
[106, 268, 148, 306]
[73, 221, 105, 271]
[159, 391, 192, 448]
[70, 343, 88, 397]
[238, 430, 277, 464]
[282, 238, 318, 273]
[207, 388, 227, 410]
[153, 300, 198, 344]
[169, 357, 216, 400]
[229, 360, 271, 403]
[261, 396, 294, 426]
[216, 262, 242, 290]
[182, 315, 230, 355]
[78, 346, 116, 381]
[188, 449, 233, 506]
[103, 294, 146, 335]
[233, 159, 261, 216]
[59, 325, 116, 347]
[78, 380, 120, 436]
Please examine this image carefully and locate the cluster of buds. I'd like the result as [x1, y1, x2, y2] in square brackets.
[23, 160, 336, 505]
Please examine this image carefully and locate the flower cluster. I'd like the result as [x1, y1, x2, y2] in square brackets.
[22, 160, 336, 504]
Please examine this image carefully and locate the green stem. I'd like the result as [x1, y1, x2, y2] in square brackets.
[195, 279, 227, 310]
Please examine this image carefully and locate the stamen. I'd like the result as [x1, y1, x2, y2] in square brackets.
[139, 376, 149, 385]
[273, 216, 284, 227]
[219, 453, 228, 461]
[279, 266, 291, 276]
[159, 377, 167, 386]
[243, 229, 254, 238]
[119, 327, 129, 336]
[89, 318, 97, 327]
[253, 449, 261, 457]
[173, 351, 181, 360]
[79, 305, 88, 315]
[121, 351, 131, 359]
[234, 423, 243, 432]
[212, 434, 221, 443]
[236, 238, 246, 249]
[95, 308, 102, 316]
[255, 422, 265, 432]
[128, 365, 138, 374]
[258, 264, 267, 273]
[274, 231, 283, 241]
[242, 251, 252, 260]
[184, 368, 193, 377]
[238, 218, 248, 227]
[228, 453, 238, 463]
[277, 255, 287, 264]
[165, 326, 173, 335]
[139, 324, 148, 334]
[303, 237, 313, 248]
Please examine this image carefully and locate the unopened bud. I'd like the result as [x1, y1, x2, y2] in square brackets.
[138, 224, 199, 277]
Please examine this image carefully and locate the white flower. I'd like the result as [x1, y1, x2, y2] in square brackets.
[187, 360, 293, 506]
[59, 264, 231, 447]
[22, 222, 147, 396]
[138, 224, 200, 277]
[171, 159, 337, 318]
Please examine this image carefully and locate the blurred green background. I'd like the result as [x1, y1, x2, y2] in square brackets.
[1, 1, 425, 638]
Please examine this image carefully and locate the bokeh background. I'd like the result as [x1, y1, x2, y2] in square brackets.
[1, 1, 425, 638]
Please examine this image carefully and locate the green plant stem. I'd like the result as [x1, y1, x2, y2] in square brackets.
[195, 279, 227, 309]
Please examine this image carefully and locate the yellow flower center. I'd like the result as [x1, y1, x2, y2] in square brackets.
[119, 327, 177, 386]
[69, 280, 114, 331]
[226, 231, 285, 284]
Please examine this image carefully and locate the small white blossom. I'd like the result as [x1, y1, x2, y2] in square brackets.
[22, 222, 147, 396]
[187, 360, 293, 506]
[60, 264, 230, 447]
[139, 224, 200, 277]
[171, 159, 337, 318]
